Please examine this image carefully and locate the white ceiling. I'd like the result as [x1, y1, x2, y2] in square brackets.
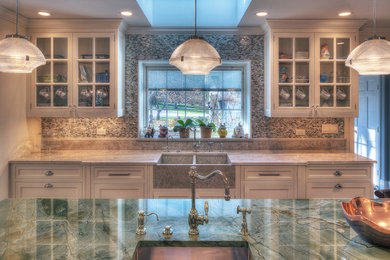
[1, 0, 390, 29]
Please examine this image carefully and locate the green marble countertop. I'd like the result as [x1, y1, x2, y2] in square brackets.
[0, 198, 389, 260]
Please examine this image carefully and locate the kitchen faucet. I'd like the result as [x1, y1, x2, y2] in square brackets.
[164, 136, 172, 152]
[193, 128, 200, 152]
[188, 166, 230, 236]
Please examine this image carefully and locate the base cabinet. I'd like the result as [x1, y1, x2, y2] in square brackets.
[153, 189, 237, 199]
[15, 182, 83, 198]
[243, 181, 296, 199]
[305, 182, 371, 199]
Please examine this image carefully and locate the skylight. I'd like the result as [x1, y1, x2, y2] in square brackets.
[136, 0, 252, 27]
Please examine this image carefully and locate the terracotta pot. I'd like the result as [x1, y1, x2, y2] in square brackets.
[200, 126, 213, 138]
[179, 127, 190, 138]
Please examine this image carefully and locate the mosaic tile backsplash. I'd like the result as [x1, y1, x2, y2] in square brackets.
[41, 34, 344, 143]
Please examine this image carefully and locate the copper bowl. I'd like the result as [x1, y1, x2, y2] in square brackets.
[341, 197, 390, 248]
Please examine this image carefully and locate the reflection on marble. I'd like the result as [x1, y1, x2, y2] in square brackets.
[1, 199, 389, 260]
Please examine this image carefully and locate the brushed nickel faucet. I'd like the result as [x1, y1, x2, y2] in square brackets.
[237, 206, 251, 236]
[188, 166, 231, 236]
[193, 128, 200, 152]
[136, 210, 159, 235]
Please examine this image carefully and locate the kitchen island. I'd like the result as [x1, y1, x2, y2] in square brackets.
[0, 198, 389, 259]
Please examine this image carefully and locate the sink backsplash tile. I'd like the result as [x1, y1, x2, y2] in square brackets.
[41, 34, 344, 150]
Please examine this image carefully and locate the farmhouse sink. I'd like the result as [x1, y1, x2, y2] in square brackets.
[157, 152, 231, 165]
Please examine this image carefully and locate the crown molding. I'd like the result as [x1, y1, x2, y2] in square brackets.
[125, 26, 265, 35]
[0, 5, 28, 27]
[266, 19, 368, 30]
[27, 18, 123, 32]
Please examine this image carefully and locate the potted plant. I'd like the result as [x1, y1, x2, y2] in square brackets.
[196, 119, 216, 138]
[173, 119, 194, 138]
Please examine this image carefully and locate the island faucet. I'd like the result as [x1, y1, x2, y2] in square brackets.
[188, 166, 231, 236]
[193, 128, 200, 152]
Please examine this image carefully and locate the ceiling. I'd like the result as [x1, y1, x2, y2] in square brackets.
[1, 0, 390, 29]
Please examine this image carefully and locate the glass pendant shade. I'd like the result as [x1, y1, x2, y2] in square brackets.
[346, 38, 390, 75]
[0, 35, 46, 73]
[169, 37, 222, 75]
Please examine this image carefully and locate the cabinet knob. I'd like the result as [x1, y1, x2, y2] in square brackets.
[45, 171, 54, 176]
[44, 183, 53, 188]
[334, 184, 343, 189]
[334, 171, 342, 177]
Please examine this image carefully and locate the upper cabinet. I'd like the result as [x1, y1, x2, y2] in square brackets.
[264, 20, 365, 117]
[27, 20, 125, 118]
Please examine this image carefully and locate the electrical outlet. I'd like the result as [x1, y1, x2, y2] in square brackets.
[295, 129, 306, 136]
[322, 124, 338, 134]
[97, 128, 106, 135]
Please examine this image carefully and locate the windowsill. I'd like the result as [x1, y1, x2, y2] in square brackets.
[136, 137, 253, 142]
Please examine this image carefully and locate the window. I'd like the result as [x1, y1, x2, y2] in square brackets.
[139, 61, 250, 137]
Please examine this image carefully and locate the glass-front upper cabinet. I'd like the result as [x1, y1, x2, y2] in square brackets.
[315, 33, 357, 116]
[74, 33, 114, 115]
[275, 33, 314, 112]
[32, 34, 72, 116]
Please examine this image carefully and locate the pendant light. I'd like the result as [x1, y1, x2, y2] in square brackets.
[346, 0, 390, 75]
[0, 0, 46, 73]
[169, 0, 221, 75]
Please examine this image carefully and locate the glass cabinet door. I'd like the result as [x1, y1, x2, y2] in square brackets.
[318, 36, 351, 109]
[276, 34, 312, 110]
[35, 36, 70, 108]
[76, 34, 113, 108]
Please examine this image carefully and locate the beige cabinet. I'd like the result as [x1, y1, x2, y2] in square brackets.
[27, 20, 125, 117]
[152, 189, 236, 199]
[240, 166, 298, 199]
[91, 165, 150, 199]
[264, 20, 364, 117]
[10, 163, 88, 198]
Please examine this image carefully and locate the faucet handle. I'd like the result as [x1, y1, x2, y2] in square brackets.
[237, 206, 251, 215]
[204, 201, 209, 224]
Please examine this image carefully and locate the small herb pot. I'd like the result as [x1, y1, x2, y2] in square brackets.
[179, 127, 190, 138]
[200, 126, 213, 138]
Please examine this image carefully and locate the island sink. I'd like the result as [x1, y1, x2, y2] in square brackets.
[157, 152, 231, 165]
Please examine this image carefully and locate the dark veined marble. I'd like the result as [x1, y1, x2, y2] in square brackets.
[1, 198, 389, 260]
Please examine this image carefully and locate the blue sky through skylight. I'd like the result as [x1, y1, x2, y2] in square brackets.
[136, 0, 252, 27]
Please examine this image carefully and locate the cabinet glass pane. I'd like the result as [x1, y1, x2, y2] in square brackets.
[279, 86, 293, 107]
[279, 63, 293, 83]
[279, 38, 292, 59]
[36, 85, 51, 106]
[295, 38, 309, 59]
[336, 86, 350, 107]
[95, 38, 110, 59]
[295, 62, 309, 83]
[95, 62, 110, 83]
[37, 38, 51, 59]
[36, 62, 51, 83]
[78, 38, 93, 59]
[295, 86, 309, 107]
[336, 62, 350, 83]
[53, 38, 67, 59]
[53, 85, 68, 107]
[78, 62, 92, 83]
[95, 85, 110, 107]
[320, 63, 334, 83]
[320, 86, 334, 107]
[53, 62, 67, 83]
[336, 38, 350, 59]
[320, 38, 334, 59]
[78, 85, 93, 107]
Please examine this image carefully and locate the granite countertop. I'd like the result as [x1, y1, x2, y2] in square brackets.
[9, 150, 375, 165]
[0, 198, 389, 260]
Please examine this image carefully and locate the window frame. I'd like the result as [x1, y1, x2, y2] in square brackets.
[138, 60, 251, 137]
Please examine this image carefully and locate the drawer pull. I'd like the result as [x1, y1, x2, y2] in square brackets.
[44, 183, 53, 188]
[334, 184, 343, 189]
[109, 173, 131, 176]
[334, 171, 342, 177]
[258, 173, 281, 177]
[45, 171, 54, 176]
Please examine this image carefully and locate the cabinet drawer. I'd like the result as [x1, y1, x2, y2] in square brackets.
[94, 183, 145, 199]
[13, 165, 83, 180]
[92, 166, 146, 182]
[243, 181, 296, 199]
[15, 182, 83, 198]
[306, 166, 370, 180]
[242, 166, 296, 181]
[306, 182, 371, 199]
